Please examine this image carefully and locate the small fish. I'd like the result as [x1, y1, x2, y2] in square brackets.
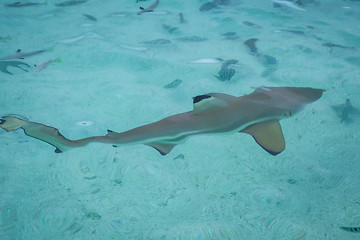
[331, 99, 359, 124]
[261, 54, 277, 65]
[137, 0, 159, 15]
[277, 29, 305, 35]
[175, 36, 207, 42]
[0, 46, 54, 61]
[272, 0, 306, 11]
[221, 59, 238, 69]
[221, 32, 240, 40]
[173, 154, 185, 160]
[140, 39, 171, 44]
[322, 43, 356, 50]
[4, 1, 47, 7]
[120, 45, 148, 51]
[199, 1, 218, 12]
[83, 14, 97, 22]
[340, 226, 360, 233]
[178, 13, 185, 24]
[162, 24, 180, 34]
[244, 38, 258, 55]
[0, 60, 30, 74]
[188, 58, 222, 64]
[58, 32, 102, 44]
[163, 79, 182, 89]
[215, 67, 235, 81]
[55, 0, 87, 7]
[136, 0, 147, 2]
[34, 57, 61, 72]
[0, 35, 12, 40]
[243, 21, 262, 29]
[222, 32, 237, 37]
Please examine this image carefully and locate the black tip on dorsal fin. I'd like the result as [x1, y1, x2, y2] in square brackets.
[140, 7, 144, 10]
[193, 94, 211, 104]
[107, 129, 114, 133]
[112, 145, 118, 148]
[16, 49, 21, 53]
[55, 148, 62, 153]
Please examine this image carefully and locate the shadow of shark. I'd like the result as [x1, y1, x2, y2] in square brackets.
[0, 87, 324, 156]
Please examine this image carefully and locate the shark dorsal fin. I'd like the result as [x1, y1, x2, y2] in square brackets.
[241, 120, 285, 155]
[192, 93, 236, 113]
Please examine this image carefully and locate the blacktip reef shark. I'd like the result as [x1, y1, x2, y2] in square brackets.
[137, 0, 159, 15]
[0, 46, 55, 61]
[0, 87, 324, 156]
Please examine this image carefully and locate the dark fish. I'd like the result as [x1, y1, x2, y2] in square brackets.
[4, 1, 47, 7]
[331, 99, 359, 124]
[262, 54, 277, 65]
[214, 0, 230, 5]
[221, 32, 240, 40]
[221, 59, 238, 69]
[322, 43, 356, 50]
[83, 14, 97, 21]
[279, 29, 304, 35]
[140, 39, 171, 44]
[199, 2, 218, 11]
[175, 36, 207, 42]
[55, 0, 87, 7]
[222, 32, 236, 37]
[340, 226, 360, 233]
[179, 13, 185, 24]
[162, 24, 180, 34]
[163, 79, 182, 89]
[136, 0, 147, 2]
[243, 21, 262, 29]
[244, 38, 258, 55]
[215, 68, 235, 81]
[138, 0, 159, 15]
[0, 60, 30, 75]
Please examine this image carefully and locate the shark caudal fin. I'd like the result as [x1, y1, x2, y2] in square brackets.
[241, 120, 285, 156]
[0, 116, 77, 153]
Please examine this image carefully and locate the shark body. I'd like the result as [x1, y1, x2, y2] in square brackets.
[0, 87, 324, 155]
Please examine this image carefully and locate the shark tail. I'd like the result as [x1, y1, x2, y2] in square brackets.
[0, 116, 91, 153]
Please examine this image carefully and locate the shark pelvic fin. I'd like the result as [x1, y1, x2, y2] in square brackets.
[241, 120, 285, 156]
[146, 142, 177, 155]
[106, 129, 118, 137]
[192, 93, 235, 113]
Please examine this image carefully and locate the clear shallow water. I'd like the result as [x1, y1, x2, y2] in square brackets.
[0, 0, 359, 239]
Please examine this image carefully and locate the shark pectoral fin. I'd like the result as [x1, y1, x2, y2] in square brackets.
[241, 120, 285, 156]
[0, 116, 73, 152]
[146, 142, 177, 155]
[192, 94, 230, 113]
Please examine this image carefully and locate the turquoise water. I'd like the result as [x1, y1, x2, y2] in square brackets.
[0, 0, 360, 239]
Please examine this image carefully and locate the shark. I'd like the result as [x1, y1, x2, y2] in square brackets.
[0, 46, 54, 61]
[137, 0, 159, 15]
[0, 87, 324, 156]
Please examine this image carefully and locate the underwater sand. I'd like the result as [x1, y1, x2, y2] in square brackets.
[0, 0, 360, 239]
